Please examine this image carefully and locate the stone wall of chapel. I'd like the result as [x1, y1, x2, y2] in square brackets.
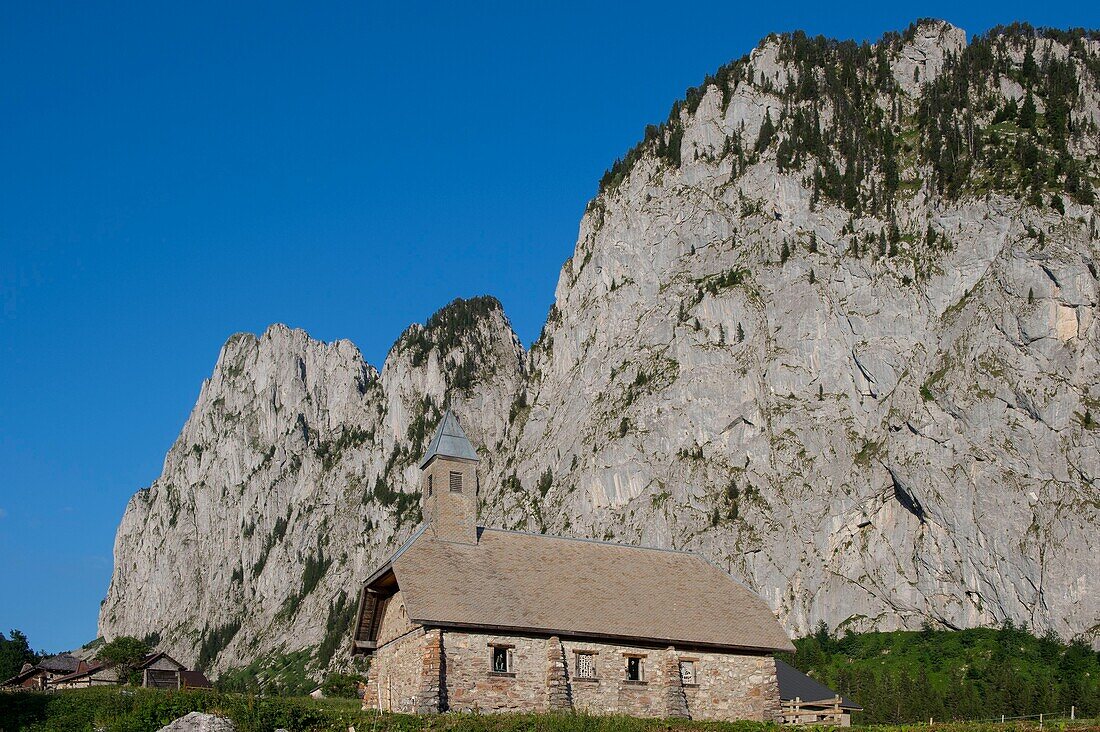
[560, 638, 778, 721]
[442, 631, 549, 713]
[679, 650, 779, 721]
[559, 639, 670, 717]
[363, 626, 424, 713]
[431, 630, 780, 721]
[375, 591, 414, 646]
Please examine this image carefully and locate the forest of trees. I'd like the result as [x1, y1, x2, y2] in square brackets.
[782, 623, 1100, 724]
[0, 629, 40, 681]
[598, 22, 1099, 216]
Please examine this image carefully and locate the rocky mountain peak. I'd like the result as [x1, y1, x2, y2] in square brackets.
[100, 297, 526, 676]
[101, 20, 1099, 683]
[495, 20, 1099, 642]
[892, 19, 968, 94]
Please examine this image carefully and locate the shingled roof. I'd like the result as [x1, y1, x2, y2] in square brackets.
[36, 654, 82, 674]
[363, 526, 793, 653]
[775, 659, 862, 709]
[418, 411, 479, 468]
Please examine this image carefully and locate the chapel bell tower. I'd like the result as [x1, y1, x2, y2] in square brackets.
[419, 410, 479, 544]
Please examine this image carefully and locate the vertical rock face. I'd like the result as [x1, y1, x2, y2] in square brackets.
[102, 20, 1100, 675]
[486, 21, 1099, 644]
[100, 298, 526, 674]
[892, 19, 968, 95]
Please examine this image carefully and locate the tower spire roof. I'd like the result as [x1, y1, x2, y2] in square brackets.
[419, 410, 479, 468]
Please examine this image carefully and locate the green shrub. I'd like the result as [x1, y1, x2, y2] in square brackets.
[4, 685, 1096, 731]
[536, 468, 553, 498]
[0, 687, 782, 732]
[320, 672, 365, 699]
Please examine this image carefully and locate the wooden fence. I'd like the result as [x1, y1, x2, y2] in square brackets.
[781, 695, 851, 726]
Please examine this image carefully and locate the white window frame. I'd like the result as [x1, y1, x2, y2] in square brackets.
[679, 659, 698, 685]
[575, 651, 597, 679]
[490, 644, 514, 674]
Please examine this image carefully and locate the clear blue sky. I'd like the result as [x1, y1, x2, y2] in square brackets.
[2, 1, 1096, 654]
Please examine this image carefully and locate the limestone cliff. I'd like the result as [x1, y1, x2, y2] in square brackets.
[101, 298, 525, 675]
[101, 21, 1100, 677]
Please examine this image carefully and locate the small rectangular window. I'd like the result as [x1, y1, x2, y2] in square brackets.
[491, 645, 512, 673]
[427, 474, 433, 496]
[449, 471, 462, 492]
[575, 652, 596, 679]
[626, 656, 644, 681]
[679, 660, 696, 685]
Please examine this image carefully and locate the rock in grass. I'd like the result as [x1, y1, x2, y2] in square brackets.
[156, 711, 236, 732]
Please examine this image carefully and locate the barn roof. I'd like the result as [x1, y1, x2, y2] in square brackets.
[363, 526, 793, 653]
[2, 655, 84, 687]
[137, 651, 186, 670]
[52, 663, 113, 684]
[36, 654, 82, 674]
[775, 659, 862, 709]
[418, 411, 479, 468]
[180, 669, 213, 688]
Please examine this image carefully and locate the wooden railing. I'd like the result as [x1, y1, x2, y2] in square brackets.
[781, 696, 850, 726]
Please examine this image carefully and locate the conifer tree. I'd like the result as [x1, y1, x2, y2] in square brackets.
[1019, 92, 1037, 129]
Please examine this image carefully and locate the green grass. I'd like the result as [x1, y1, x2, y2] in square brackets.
[2, 687, 1098, 732]
[1, 688, 335, 732]
[0, 688, 776, 732]
[6, 627, 1097, 730]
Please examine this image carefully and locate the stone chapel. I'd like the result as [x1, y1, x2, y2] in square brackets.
[350, 410, 793, 720]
